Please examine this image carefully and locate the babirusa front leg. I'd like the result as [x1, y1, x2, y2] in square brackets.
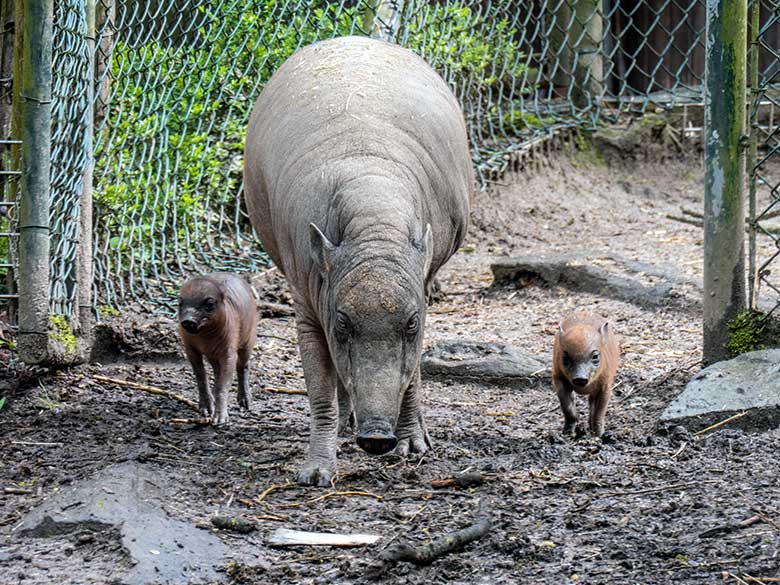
[296, 317, 339, 487]
[395, 367, 431, 457]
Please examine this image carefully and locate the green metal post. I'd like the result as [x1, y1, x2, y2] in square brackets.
[703, 0, 748, 363]
[78, 0, 95, 351]
[18, 0, 52, 363]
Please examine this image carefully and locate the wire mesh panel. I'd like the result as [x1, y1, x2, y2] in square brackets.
[88, 0, 717, 312]
[50, 0, 91, 317]
[748, 0, 780, 318]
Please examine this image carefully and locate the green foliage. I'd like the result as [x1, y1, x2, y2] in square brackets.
[404, 6, 532, 91]
[725, 310, 780, 356]
[94, 2, 357, 263]
[93, 1, 534, 276]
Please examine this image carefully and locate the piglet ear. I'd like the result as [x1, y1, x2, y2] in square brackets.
[600, 322, 609, 338]
[309, 223, 336, 274]
[558, 322, 565, 336]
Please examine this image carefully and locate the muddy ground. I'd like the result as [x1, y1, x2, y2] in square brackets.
[1, 137, 779, 584]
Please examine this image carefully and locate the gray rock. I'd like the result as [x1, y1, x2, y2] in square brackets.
[422, 340, 545, 381]
[13, 462, 228, 585]
[490, 253, 699, 311]
[660, 349, 780, 431]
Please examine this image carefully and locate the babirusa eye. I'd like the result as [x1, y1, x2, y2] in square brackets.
[335, 311, 351, 341]
[406, 314, 420, 337]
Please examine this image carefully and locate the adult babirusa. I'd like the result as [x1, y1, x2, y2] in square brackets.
[243, 36, 472, 486]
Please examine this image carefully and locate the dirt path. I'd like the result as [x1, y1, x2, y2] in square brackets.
[1, 146, 778, 584]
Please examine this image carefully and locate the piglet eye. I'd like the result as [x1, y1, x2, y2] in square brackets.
[562, 352, 571, 366]
[405, 314, 420, 338]
[203, 297, 216, 311]
[591, 350, 600, 363]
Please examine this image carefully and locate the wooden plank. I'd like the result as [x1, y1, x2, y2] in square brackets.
[267, 528, 381, 547]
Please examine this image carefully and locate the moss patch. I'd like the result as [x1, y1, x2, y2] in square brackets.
[49, 315, 78, 354]
[725, 311, 780, 356]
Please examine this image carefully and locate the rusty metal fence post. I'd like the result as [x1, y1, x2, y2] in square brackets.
[17, 0, 53, 363]
[703, 0, 748, 363]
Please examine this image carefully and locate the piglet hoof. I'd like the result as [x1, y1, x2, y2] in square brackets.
[296, 462, 335, 487]
[237, 391, 252, 411]
[599, 430, 615, 444]
[211, 410, 229, 426]
[562, 422, 577, 437]
[199, 398, 215, 419]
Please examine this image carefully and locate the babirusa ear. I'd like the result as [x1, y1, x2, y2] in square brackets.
[421, 223, 433, 277]
[309, 223, 336, 274]
[600, 322, 609, 337]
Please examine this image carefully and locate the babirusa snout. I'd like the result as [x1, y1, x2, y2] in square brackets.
[356, 418, 398, 455]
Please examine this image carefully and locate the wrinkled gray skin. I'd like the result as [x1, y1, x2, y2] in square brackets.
[243, 37, 472, 486]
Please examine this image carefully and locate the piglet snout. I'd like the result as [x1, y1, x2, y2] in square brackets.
[180, 318, 199, 334]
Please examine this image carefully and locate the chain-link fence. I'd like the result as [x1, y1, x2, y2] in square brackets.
[88, 0, 723, 313]
[749, 0, 780, 320]
[3, 0, 780, 361]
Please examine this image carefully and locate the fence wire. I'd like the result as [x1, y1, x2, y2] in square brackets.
[749, 0, 780, 319]
[50, 0, 91, 316]
[19, 0, 780, 315]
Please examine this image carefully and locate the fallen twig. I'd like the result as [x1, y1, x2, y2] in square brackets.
[10, 441, 62, 447]
[279, 490, 384, 508]
[257, 301, 294, 318]
[264, 386, 307, 396]
[694, 412, 748, 436]
[430, 472, 492, 489]
[699, 515, 762, 539]
[378, 499, 491, 567]
[211, 515, 257, 534]
[3, 487, 33, 495]
[255, 482, 296, 503]
[93, 375, 199, 411]
[601, 480, 717, 497]
[164, 417, 211, 425]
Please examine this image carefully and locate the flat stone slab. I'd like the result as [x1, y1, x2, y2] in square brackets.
[660, 349, 780, 431]
[490, 253, 699, 311]
[422, 340, 544, 381]
[13, 462, 228, 585]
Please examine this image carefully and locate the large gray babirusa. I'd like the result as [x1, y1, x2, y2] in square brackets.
[243, 36, 472, 486]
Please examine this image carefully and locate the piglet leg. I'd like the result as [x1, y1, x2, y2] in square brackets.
[588, 388, 611, 438]
[186, 347, 213, 418]
[210, 352, 236, 426]
[555, 380, 578, 435]
[237, 347, 252, 411]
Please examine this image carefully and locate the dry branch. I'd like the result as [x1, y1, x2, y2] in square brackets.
[93, 375, 199, 411]
[699, 515, 762, 539]
[255, 482, 295, 503]
[379, 499, 491, 567]
[264, 386, 307, 396]
[430, 472, 491, 489]
[601, 480, 717, 498]
[694, 412, 748, 436]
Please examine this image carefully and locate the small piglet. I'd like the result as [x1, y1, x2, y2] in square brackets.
[552, 311, 620, 437]
[178, 272, 257, 425]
